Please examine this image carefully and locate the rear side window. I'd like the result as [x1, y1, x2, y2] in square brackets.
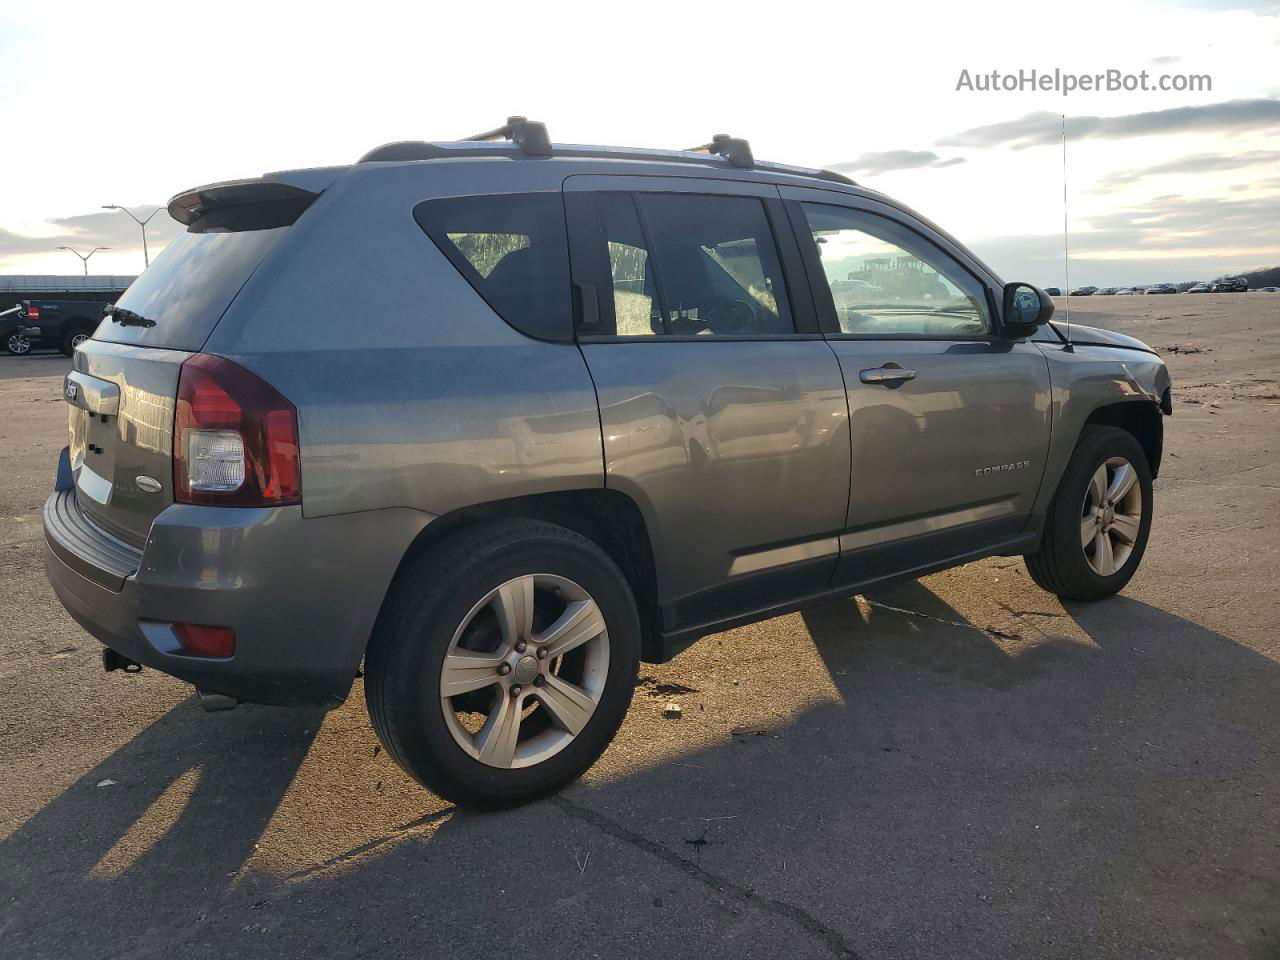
[415, 193, 571, 341]
[583, 192, 794, 338]
[641, 193, 792, 337]
[97, 225, 292, 351]
[596, 194, 659, 336]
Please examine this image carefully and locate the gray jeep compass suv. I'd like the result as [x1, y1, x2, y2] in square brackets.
[43, 119, 1171, 807]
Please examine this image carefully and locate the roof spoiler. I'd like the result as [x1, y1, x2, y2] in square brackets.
[166, 178, 324, 226]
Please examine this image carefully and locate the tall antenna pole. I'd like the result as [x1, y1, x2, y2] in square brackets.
[1061, 113, 1073, 350]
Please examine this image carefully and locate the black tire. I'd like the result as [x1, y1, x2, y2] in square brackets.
[61, 326, 92, 356]
[1025, 425, 1154, 601]
[365, 519, 641, 809]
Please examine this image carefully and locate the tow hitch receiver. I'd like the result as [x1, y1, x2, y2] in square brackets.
[102, 649, 142, 673]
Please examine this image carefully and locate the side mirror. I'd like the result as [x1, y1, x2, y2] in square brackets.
[1002, 282, 1054, 336]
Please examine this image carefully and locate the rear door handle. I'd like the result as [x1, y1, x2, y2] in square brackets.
[859, 366, 917, 385]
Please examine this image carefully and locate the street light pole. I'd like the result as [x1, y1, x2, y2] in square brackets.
[56, 246, 111, 276]
[103, 205, 162, 268]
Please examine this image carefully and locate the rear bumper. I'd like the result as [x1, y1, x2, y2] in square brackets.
[44, 486, 430, 707]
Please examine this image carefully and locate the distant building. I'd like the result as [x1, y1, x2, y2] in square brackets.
[0, 275, 136, 310]
[845, 254, 946, 300]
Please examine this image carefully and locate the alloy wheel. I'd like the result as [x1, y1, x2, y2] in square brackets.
[1080, 456, 1143, 576]
[7, 333, 30, 355]
[440, 573, 610, 769]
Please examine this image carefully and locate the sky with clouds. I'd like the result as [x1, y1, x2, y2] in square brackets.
[0, 0, 1278, 287]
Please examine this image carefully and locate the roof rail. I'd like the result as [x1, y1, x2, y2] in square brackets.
[460, 116, 552, 157]
[355, 129, 858, 188]
[686, 134, 754, 169]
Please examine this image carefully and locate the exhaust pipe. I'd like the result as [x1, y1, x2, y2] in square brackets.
[196, 688, 238, 712]
[102, 649, 142, 673]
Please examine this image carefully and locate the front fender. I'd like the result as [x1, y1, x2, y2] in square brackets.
[1032, 341, 1170, 517]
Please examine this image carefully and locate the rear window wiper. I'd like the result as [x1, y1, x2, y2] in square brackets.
[103, 305, 156, 328]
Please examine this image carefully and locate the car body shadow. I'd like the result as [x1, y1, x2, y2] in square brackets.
[0, 698, 323, 951]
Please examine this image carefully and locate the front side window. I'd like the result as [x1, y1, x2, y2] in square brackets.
[415, 193, 571, 341]
[801, 203, 990, 338]
[590, 192, 794, 337]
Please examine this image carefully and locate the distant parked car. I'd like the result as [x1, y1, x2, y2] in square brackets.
[1043, 287, 1062, 296]
[1254, 286, 1280, 293]
[1144, 284, 1177, 295]
[1096, 287, 1118, 296]
[1186, 283, 1212, 293]
[1115, 288, 1137, 296]
[1069, 286, 1097, 296]
[14, 299, 111, 355]
[1211, 277, 1248, 292]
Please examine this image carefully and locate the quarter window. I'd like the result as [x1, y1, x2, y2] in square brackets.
[415, 193, 571, 341]
[801, 203, 990, 337]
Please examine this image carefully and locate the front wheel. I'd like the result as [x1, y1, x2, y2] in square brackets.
[1025, 425, 1154, 601]
[5, 332, 31, 355]
[365, 520, 641, 808]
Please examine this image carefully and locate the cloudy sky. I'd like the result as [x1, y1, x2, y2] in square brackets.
[1, 0, 1278, 287]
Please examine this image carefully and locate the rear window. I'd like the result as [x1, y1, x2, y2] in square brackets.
[95, 219, 293, 351]
[414, 193, 571, 341]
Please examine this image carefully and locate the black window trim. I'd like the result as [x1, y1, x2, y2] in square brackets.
[784, 199, 1006, 343]
[568, 187, 819, 342]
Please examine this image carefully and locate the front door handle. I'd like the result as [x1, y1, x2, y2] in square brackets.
[859, 366, 917, 385]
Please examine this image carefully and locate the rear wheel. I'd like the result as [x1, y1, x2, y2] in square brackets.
[5, 332, 31, 355]
[1025, 425, 1154, 601]
[61, 327, 91, 356]
[365, 520, 640, 808]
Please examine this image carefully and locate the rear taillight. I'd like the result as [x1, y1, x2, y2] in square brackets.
[174, 354, 301, 506]
[23, 304, 39, 321]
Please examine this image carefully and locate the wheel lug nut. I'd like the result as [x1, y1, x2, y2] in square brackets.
[511, 685, 522, 697]
[497, 663, 511, 676]
[536, 647, 548, 660]
[533, 675, 544, 687]
[516, 641, 527, 653]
